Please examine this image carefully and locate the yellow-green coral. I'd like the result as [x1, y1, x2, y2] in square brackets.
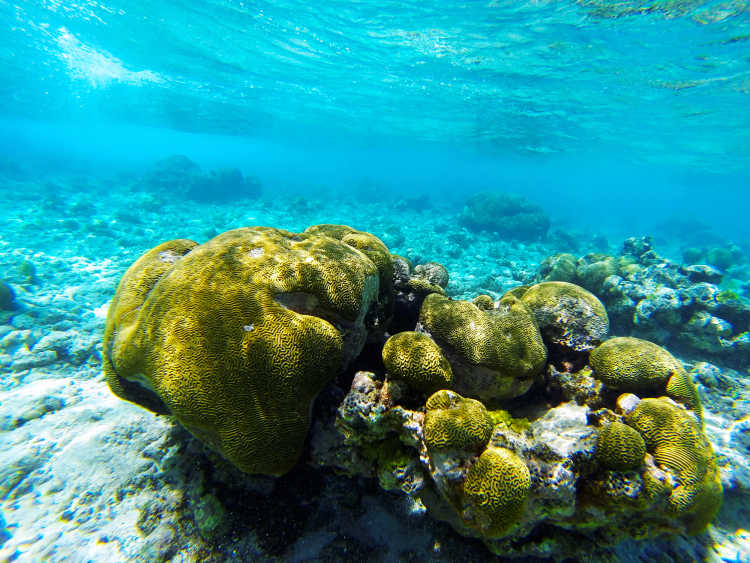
[521, 281, 607, 322]
[503, 285, 529, 299]
[304, 224, 393, 299]
[419, 292, 547, 401]
[472, 294, 495, 311]
[625, 397, 722, 533]
[104, 226, 382, 476]
[595, 421, 646, 470]
[463, 446, 531, 537]
[539, 253, 577, 283]
[666, 369, 703, 426]
[576, 254, 617, 293]
[590, 337, 685, 392]
[487, 409, 531, 434]
[103, 238, 198, 413]
[406, 277, 446, 296]
[424, 390, 493, 451]
[382, 331, 453, 393]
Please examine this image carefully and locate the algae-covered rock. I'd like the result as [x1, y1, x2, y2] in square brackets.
[413, 261, 449, 289]
[382, 331, 453, 393]
[391, 254, 445, 333]
[103, 225, 384, 476]
[418, 292, 547, 401]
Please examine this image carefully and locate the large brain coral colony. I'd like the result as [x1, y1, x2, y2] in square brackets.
[103, 226, 388, 475]
[104, 224, 723, 558]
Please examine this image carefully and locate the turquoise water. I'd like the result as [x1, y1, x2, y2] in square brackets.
[4, 1, 750, 239]
[2, 1, 750, 561]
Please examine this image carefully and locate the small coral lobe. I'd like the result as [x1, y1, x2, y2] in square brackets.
[463, 446, 531, 538]
[625, 397, 722, 534]
[594, 421, 646, 470]
[590, 336, 685, 392]
[382, 331, 453, 393]
[418, 292, 547, 401]
[424, 390, 493, 451]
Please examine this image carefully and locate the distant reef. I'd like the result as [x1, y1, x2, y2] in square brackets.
[144, 154, 261, 202]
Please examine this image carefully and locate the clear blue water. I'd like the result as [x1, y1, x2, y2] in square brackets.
[2, 0, 750, 242]
[2, 3, 750, 560]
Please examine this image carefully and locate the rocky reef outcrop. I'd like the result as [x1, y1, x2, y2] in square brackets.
[103, 224, 726, 560]
[537, 236, 750, 371]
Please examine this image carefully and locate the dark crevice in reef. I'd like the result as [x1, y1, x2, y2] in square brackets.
[349, 337, 386, 377]
[115, 374, 170, 415]
[544, 343, 590, 374]
[492, 382, 554, 423]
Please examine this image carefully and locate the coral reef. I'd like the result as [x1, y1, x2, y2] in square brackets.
[100, 223, 729, 560]
[144, 155, 261, 202]
[537, 237, 750, 370]
[2, 166, 746, 563]
[459, 192, 550, 241]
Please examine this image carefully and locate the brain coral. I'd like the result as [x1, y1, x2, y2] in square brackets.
[424, 390, 493, 451]
[665, 369, 704, 426]
[382, 331, 453, 393]
[625, 397, 722, 534]
[538, 253, 578, 283]
[519, 281, 609, 354]
[463, 446, 531, 537]
[413, 261, 450, 289]
[304, 223, 393, 301]
[418, 292, 547, 401]
[472, 294, 495, 311]
[103, 226, 383, 475]
[589, 337, 686, 392]
[595, 421, 646, 471]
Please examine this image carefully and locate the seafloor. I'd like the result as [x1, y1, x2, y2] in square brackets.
[0, 165, 748, 562]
